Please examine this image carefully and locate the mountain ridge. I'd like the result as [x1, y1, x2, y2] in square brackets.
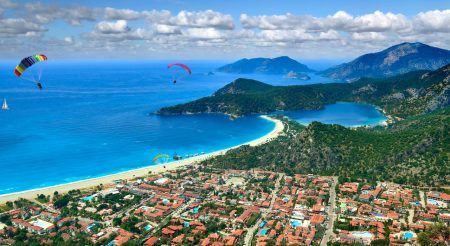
[321, 42, 450, 81]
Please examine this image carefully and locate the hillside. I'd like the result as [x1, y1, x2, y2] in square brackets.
[203, 108, 450, 186]
[321, 42, 450, 81]
[216, 56, 313, 74]
[158, 64, 450, 118]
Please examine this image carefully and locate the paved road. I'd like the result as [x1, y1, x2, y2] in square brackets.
[244, 173, 283, 246]
[419, 191, 426, 208]
[321, 176, 338, 246]
[407, 209, 414, 224]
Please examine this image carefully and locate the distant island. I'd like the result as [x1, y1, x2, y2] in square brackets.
[321, 42, 450, 81]
[158, 63, 450, 119]
[216, 56, 314, 76]
[284, 71, 311, 80]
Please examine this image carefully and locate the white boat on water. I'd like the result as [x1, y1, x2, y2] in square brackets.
[2, 98, 9, 110]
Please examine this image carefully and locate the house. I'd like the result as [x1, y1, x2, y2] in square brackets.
[143, 237, 159, 246]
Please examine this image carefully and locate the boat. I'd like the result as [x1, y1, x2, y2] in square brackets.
[2, 98, 9, 111]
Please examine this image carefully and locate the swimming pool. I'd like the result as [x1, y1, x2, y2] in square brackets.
[259, 228, 268, 235]
[427, 199, 439, 206]
[351, 231, 373, 239]
[192, 207, 199, 214]
[259, 221, 266, 228]
[31, 219, 53, 229]
[290, 219, 301, 227]
[82, 194, 96, 202]
[403, 231, 414, 240]
[144, 224, 153, 231]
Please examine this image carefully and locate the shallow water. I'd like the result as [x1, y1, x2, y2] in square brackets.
[0, 61, 384, 194]
[278, 102, 387, 127]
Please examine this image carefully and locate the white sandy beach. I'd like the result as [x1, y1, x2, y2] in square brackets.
[0, 115, 284, 204]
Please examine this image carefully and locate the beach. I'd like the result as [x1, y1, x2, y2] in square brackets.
[0, 115, 283, 204]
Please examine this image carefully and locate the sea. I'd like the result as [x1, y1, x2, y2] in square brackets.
[0, 60, 386, 194]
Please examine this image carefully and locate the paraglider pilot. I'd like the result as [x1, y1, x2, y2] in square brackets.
[36, 82, 43, 90]
[167, 63, 191, 84]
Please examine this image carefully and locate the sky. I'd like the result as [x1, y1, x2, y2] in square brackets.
[1, 0, 450, 61]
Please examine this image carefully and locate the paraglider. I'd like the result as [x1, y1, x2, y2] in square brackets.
[14, 54, 48, 90]
[153, 154, 170, 164]
[167, 63, 191, 83]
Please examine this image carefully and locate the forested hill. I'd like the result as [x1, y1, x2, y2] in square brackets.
[204, 107, 449, 186]
[158, 63, 450, 118]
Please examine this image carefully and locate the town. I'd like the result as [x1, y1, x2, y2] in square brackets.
[0, 164, 448, 245]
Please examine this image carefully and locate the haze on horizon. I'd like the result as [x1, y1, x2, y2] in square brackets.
[1, 0, 450, 61]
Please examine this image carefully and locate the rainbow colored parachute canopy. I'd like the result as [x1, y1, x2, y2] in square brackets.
[153, 154, 170, 162]
[14, 54, 48, 77]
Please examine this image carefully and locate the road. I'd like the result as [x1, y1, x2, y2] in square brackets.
[243, 173, 283, 246]
[321, 176, 338, 246]
[419, 191, 426, 208]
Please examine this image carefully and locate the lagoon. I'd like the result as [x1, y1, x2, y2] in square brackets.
[278, 102, 387, 127]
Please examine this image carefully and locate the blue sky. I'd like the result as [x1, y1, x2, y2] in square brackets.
[2, 0, 450, 60]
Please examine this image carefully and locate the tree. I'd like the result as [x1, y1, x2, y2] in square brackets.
[306, 197, 316, 208]
[418, 223, 450, 246]
[54, 195, 70, 209]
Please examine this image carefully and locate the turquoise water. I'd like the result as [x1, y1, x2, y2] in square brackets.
[290, 219, 301, 227]
[403, 231, 414, 240]
[259, 221, 266, 228]
[427, 199, 439, 206]
[82, 195, 96, 202]
[279, 102, 387, 127]
[0, 61, 384, 195]
[259, 228, 268, 235]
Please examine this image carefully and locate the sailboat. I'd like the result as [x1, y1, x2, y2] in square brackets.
[2, 98, 9, 110]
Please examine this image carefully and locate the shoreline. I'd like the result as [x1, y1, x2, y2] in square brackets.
[0, 115, 284, 204]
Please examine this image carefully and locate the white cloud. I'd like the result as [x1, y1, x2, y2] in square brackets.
[104, 7, 141, 20]
[348, 11, 410, 32]
[170, 10, 234, 29]
[0, 2, 448, 60]
[95, 20, 130, 34]
[414, 10, 450, 33]
[24, 2, 96, 25]
[259, 29, 313, 42]
[318, 30, 340, 40]
[240, 13, 317, 30]
[88, 20, 153, 42]
[0, 0, 18, 8]
[182, 27, 226, 40]
[0, 18, 47, 35]
[64, 36, 74, 43]
[351, 32, 386, 41]
[241, 11, 410, 33]
[153, 24, 180, 34]
[142, 10, 234, 30]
